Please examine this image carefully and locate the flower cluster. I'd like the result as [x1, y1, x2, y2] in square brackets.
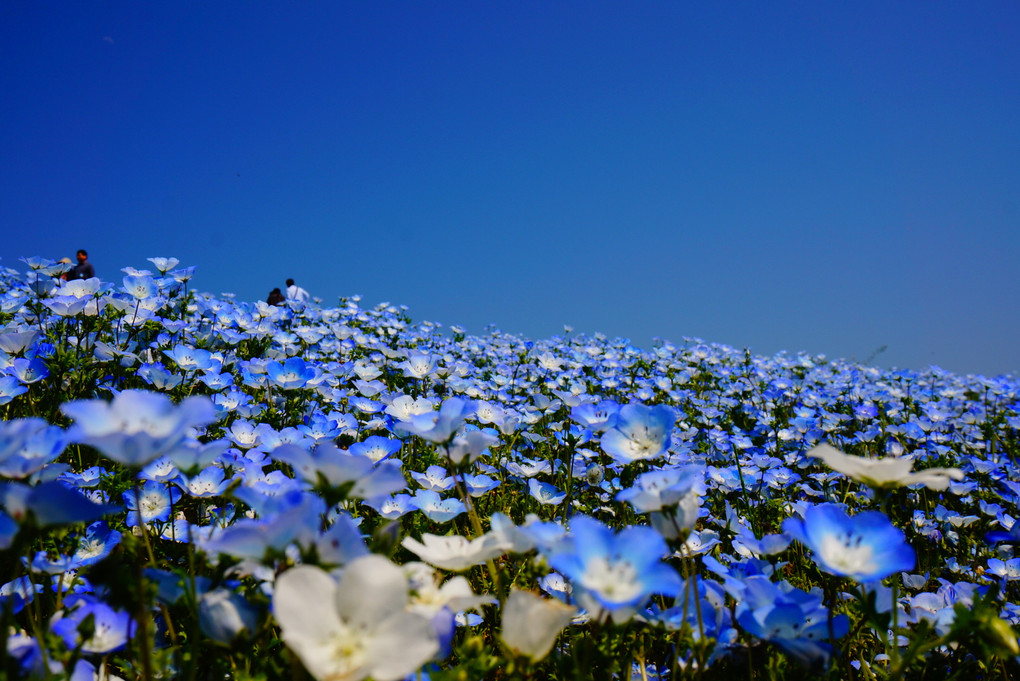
[0, 256, 1017, 680]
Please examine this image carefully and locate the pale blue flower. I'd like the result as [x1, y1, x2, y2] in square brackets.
[42, 295, 88, 316]
[177, 465, 231, 498]
[199, 588, 258, 644]
[123, 480, 181, 527]
[266, 356, 318, 389]
[413, 490, 466, 523]
[73, 521, 121, 567]
[52, 595, 135, 654]
[137, 362, 184, 390]
[735, 575, 848, 667]
[7, 357, 48, 384]
[365, 493, 418, 519]
[464, 473, 500, 497]
[123, 274, 158, 299]
[349, 435, 402, 463]
[402, 397, 474, 443]
[528, 478, 566, 505]
[411, 465, 455, 492]
[570, 400, 620, 433]
[147, 257, 180, 274]
[0, 418, 66, 479]
[599, 403, 676, 465]
[547, 515, 681, 623]
[62, 389, 217, 466]
[0, 375, 28, 405]
[783, 503, 915, 582]
[0, 480, 119, 527]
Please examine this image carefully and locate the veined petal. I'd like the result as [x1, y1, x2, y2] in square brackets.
[362, 612, 438, 681]
[273, 565, 343, 641]
[337, 555, 409, 628]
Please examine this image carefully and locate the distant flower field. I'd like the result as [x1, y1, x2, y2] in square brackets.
[1, 257, 1019, 680]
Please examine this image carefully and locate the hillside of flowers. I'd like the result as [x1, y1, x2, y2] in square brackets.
[2, 256, 1019, 681]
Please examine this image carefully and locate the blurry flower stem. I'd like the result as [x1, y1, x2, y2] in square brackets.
[674, 527, 706, 647]
[446, 449, 504, 600]
[23, 565, 51, 674]
[185, 533, 200, 681]
[130, 479, 157, 681]
[558, 437, 578, 522]
[878, 492, 901, 670]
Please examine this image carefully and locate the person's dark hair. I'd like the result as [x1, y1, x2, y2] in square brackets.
[286, 278, 295, 286]
[272, 288, 281, 294]
[77, 249, 88, 257]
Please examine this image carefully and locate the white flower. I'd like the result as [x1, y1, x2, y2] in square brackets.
[273, 555, 438, 681]
[809, 444, 964, 491]
[501, 589, 576, 661]
[401, 532, 505, 572]
[403, 562, 493, 618]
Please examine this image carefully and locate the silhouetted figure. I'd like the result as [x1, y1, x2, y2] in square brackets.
[285, 278, 310, 303]
[267, 288, 285, 306]
[67, 249, 95, 280]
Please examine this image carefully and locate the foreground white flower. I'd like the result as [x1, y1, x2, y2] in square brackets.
[501, 589, 577, 661]
[809, 443, 964, 491]
[273, 555, 438, 681]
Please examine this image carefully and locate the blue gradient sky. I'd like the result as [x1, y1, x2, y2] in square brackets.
[2, 3, 1018, 376]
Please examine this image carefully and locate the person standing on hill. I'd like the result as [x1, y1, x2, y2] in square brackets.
[285, 278, 310, 303]
[67, 249, 95, 280]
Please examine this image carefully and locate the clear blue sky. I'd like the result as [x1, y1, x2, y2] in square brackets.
[2, 2, 1018, 376]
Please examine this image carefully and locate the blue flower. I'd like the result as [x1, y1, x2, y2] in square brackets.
[62, 389, 217, 467]
[599, 403, 676, 465]
[177, 465, 231, 498]
[42, 295, 88, 316]
[364, 493, 418, 519]
[122, 273, 158, 299]
[783, 503, 915, 582]
[402, 397, 475, 444]
[7, 357, 48, 384]
[51, 595, 135, 654]
[464, 473, 500, 497]
[569, 400, 621, 433]
[73, 522, 121, 567]
[411, 465, 455, 492]
[546, 515, 681, 623]
[0, 480, 119, 527]
[266, 356, 318, 389]
[528, 478, 566, 505]
[147, 256, 180, 274]
[0, 375, 29, 405]
[735, 575, 848, 668]
[123, 480, 181, 527]
[164, 345, 220, 373]
[0, 418, 67, 479]
[349, 435, 402, 463]
[616, 466, 704, 513]
[137, 362, 184, 390]
[413, 490, 466, 523]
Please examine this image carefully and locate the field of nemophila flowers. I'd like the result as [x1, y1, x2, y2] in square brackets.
[1, 257, 1019, 681]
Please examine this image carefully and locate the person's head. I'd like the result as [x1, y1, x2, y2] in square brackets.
[272, 288, 281, 294]
[286, 278, 295, 287]
[76, 249, 88, 263]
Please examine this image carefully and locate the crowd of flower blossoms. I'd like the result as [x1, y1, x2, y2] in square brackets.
[0, 256, 1019, 680]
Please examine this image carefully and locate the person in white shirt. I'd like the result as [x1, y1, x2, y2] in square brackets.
[285, 278, 310, 302]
